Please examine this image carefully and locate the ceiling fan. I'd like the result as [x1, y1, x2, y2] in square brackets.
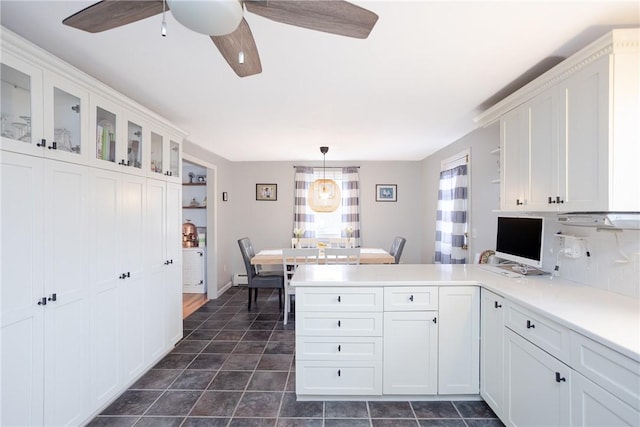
[62, 0, 379, 77]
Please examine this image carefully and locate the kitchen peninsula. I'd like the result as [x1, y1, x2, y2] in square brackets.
[291, 264, 640, 427]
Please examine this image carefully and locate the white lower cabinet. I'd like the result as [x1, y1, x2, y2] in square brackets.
[438, 286, 479, 395]
[296, 287, 383, 396]
[183, 247, 206, 293]
[480, 289, 505, 418]
[571, 372, 640, 427]
[383, 311, 438, 394]
[1, 153, 90, 426]
[145, 179, 183, 359]
[504, 328, 571, 427]
[88, 169, 147, 408]
[296, 285, 481, 398]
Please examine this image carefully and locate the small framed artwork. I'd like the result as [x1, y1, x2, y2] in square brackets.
[222, 192, 228, 202]
[376, 184, 397, 202]
[256, 183, 277, 201]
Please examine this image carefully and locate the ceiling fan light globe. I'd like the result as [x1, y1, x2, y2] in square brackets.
[167, 0, 243, 36]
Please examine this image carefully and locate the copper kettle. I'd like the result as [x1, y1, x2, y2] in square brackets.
[182, 220, 198, 247]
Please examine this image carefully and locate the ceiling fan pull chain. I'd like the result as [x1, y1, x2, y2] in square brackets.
[161, 0, 167, 37]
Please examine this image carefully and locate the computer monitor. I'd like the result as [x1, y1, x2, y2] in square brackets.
[495, 216, 544, 269]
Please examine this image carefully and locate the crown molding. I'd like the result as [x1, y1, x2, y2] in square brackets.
[474, 28, 639, 127]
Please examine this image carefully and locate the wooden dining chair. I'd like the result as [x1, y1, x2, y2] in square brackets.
[282, 248, 319, 325]
[238, 237, 284, 311]
[328, 237, 354, 248]
[324, 247, 361, 265]
[296, 238, 319, 248]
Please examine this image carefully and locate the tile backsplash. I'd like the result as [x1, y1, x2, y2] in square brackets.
[549, 224, 640, 298]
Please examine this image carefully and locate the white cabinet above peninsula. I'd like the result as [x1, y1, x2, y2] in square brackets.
[477, 29, 639, 212]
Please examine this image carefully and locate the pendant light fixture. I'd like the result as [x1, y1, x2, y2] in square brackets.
[309, 146, 341, 213]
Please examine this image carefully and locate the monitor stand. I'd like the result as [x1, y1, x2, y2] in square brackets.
[497, 264, 547, 276]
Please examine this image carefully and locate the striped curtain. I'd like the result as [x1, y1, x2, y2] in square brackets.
[293, 167, 315, 237]
[341, 167, 361, 247]
[435, 164, 468, 264]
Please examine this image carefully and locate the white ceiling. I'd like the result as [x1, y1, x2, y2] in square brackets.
[1, 1, 638, 161]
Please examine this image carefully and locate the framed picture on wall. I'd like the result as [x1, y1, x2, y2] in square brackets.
[376, 184, 397, 202]
[256, 183, 277, 201]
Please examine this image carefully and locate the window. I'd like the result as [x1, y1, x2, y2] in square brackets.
[313, 168, 342, 238]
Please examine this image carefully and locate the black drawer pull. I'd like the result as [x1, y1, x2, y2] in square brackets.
[526, 320, 535, 329]
[37, 297, 47, 306]
[409, 295, 414, 302]
[337, 369, 341, 377]
[432, 317, 437, 324]
[337, 345, 341, 352]
[337, 296, 341, 303]
[48, 293, 57, 302]
[337, 320, 341, 327]
[555, 372, 566, 383]
[494, 301, 502, 308]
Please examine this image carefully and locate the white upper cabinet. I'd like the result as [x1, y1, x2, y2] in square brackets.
[482, 29, 639, 212]
[500, 107, 529, 210]
[43, 71, 90, 164]
[1, 52, 44, 156]
[149, 130, 182, 182]
[1, 53, 91, 165]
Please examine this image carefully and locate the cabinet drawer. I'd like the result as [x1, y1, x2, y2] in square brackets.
[505, 301, 570, 361]
[296, 312, 382, 337]
[296, 361, 382, 395]
[384, 286, 438, 311]
[296, 336, 382, 361]
[297, 287, 383, 312]
[570, 331, 640, 411]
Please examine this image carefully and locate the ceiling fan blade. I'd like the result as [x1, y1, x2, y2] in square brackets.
[244, 0, 378, 39]
[211, 18, 262, 78]
[63, 0, 165, 33]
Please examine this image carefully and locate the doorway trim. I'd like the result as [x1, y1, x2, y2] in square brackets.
[183, 153, 219, 301]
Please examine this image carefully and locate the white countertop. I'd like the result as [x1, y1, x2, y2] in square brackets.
[291, 264, 640, 361]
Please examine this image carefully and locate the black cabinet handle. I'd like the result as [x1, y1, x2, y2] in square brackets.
[37, 297, 47, 306]
[516, 199, 523, 206]
[338, 345, 341, 352]
[119, 272, 130, 279]
[555, 372, 566, 383]
[37, 139, 46, 147]
[526, 320, 535, 329]
[337, 296, 341, 303]
[337, 369, 341, 377]
[433, 317, 437, 324]
[494, 301, 502, 308]
[337, 320, 341, 327]
[556, 196, 564, 204]
[409, 295, 414, 302]
[47, 293, 57, 302]
[548, 196, 556, 204]
[48, 141, 57, 150]
[164, 260, 174, 265]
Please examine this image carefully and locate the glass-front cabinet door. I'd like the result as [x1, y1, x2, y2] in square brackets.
[0, 53, 44, 156]
[89, 95, 123, 171]
[43, 72, 89, 164]
[150, 131, 164, 176]
[168, 139, 181, 180]
[126, 119, 144, 173]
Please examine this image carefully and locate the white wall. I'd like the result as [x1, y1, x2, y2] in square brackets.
[228, 161, 424, 276]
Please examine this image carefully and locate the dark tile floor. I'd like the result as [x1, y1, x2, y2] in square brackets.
[88, 287, 503, 427]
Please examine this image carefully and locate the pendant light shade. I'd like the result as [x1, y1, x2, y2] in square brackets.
[309, 146, 341, 213]
[166, 0, 243, 36]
